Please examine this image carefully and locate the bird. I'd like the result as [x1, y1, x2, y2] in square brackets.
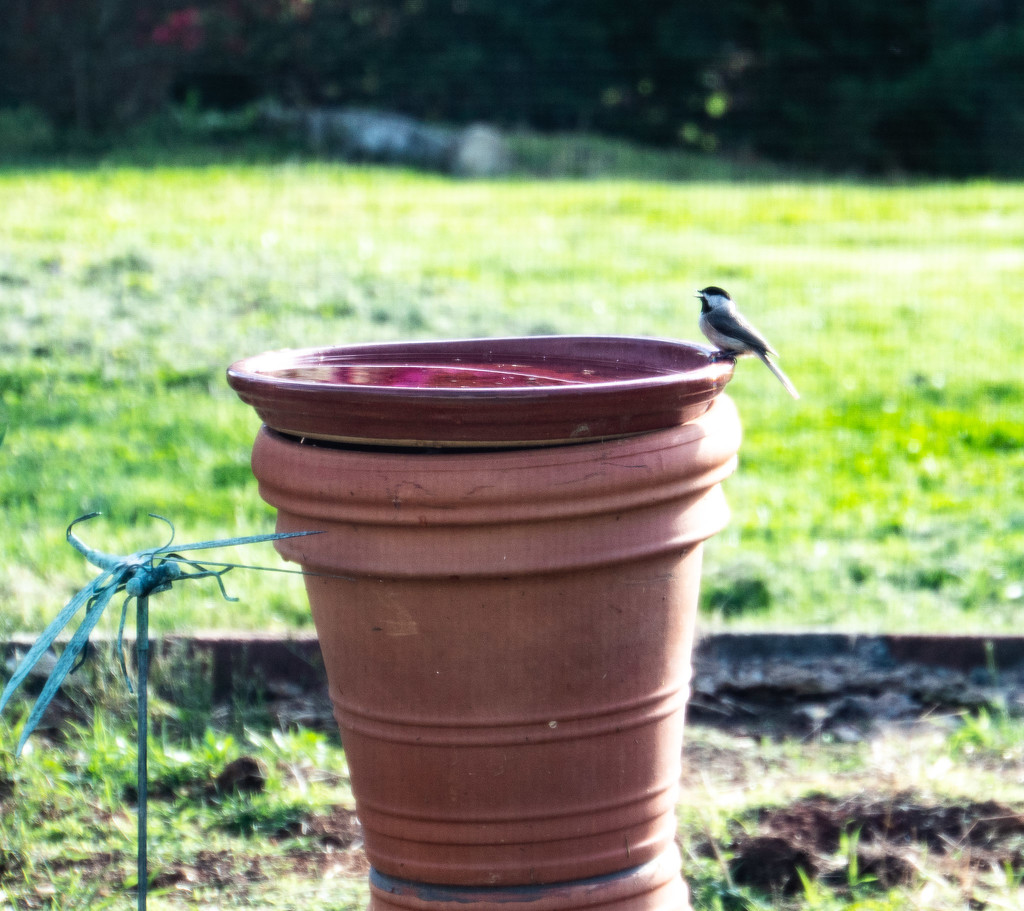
[696, 286, 799, 399]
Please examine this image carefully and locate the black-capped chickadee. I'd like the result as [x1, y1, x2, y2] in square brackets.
[696, 286, 799, 399]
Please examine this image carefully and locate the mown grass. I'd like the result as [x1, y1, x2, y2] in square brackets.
[0, 710, 363, 909]
[0, 136, 1022, 635]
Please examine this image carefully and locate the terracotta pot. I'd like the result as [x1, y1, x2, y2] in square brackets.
[233, 336, 741, 910]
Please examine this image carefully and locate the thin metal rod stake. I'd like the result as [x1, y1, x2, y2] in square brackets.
[136, 595, 149, 911]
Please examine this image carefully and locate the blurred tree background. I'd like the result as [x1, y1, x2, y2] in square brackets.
[1, 0, 1024, 175]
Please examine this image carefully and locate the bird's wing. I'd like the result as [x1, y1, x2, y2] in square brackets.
[703, 307, 778, 357]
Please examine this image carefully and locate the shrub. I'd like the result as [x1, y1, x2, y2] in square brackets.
[0, 106, 56, 155]
[0, 0, 187, 131]
[2, 0, 1023, 175]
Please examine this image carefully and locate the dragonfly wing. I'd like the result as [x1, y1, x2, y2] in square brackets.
[13, 580, 120, 755]
[0, 568, 125, 715]
[153, 530, 320, 555]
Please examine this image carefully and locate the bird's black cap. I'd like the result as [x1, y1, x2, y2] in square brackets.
[697, 286, 731, 299]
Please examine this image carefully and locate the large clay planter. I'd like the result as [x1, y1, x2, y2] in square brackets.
[231, 337, 741, 911]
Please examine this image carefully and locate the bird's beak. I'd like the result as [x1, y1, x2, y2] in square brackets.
[693, 291, 703, 298]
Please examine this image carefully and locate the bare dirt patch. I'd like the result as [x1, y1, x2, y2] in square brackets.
[724, 792, 1024, 895]
[155, 806, 367, 895]
[0, 808, 367, 906]
[150, 849, 268, 892]
[275, 805, 365, 854]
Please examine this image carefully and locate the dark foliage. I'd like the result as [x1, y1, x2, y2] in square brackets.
[0, 0, 185, 132]
[3, 0, 1024, 174]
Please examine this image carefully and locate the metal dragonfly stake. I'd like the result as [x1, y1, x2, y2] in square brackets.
[0, 513, 320, 910]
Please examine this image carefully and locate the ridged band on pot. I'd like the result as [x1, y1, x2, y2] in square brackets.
[251, 395, 741, 888]
[368, 845, 688, 911]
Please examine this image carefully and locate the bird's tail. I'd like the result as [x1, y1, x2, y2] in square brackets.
[755, 351, 800, 399]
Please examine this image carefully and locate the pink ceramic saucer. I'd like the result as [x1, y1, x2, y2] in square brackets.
[227, 335, 733, 448]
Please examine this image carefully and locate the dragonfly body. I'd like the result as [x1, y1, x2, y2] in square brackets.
[0, 513, 318, 754]
[0, 513, 320, 910]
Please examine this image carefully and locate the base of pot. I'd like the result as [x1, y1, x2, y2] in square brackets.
[368, 846, 688, 911]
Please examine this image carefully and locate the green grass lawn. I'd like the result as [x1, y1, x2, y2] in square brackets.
[1, 142, 1022, 635]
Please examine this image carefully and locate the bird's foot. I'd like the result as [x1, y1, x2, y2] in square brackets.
[708, 349, 738, 363]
